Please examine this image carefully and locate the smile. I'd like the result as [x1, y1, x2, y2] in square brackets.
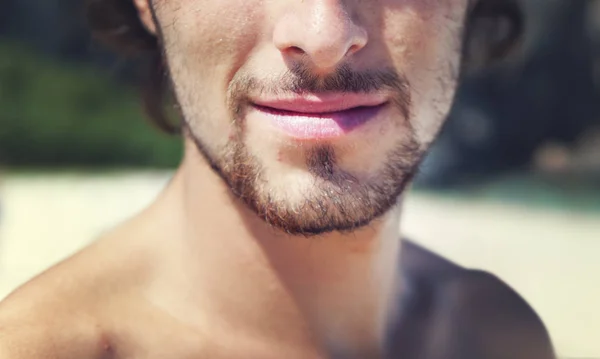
[250, 93, 389, 140]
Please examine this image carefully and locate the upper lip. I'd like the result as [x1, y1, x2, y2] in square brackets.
[251, 93, 388, 114]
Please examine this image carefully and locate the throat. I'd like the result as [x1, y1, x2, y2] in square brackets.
[153, 162, 405, 357]
[211, 226, 402, 357]
[196, 214, 402, 357]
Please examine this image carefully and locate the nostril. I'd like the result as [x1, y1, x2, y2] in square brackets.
[347, 43, 362, 57]
[288, 46, 306, 56]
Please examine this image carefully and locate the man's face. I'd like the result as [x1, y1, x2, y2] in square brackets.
[147, 0, 469, 235]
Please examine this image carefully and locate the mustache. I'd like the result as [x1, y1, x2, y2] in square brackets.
[229, 63, 412, 119]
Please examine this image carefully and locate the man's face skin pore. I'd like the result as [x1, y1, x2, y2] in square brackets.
[135, 0, 469, 235]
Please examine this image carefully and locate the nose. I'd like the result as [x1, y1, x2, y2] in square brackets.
[273, 0, 368, 73]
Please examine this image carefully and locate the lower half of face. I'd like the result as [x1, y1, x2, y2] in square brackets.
[157, 0, 467, 236]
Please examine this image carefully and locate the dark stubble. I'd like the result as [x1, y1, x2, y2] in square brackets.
[181, 63, 424, 236]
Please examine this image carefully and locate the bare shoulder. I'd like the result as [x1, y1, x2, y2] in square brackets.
[399, 239, 556, 358]
[0, 308, 111, 359]
[0, 230, 149, 359]
[430, 269, 557, 358]
[0, 279, 112, 359]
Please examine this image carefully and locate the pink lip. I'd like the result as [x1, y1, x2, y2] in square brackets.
[252, 93, 388, 113]
[250, 94, 388, 140]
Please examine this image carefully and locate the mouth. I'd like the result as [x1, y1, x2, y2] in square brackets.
[249, 93, 389, 140]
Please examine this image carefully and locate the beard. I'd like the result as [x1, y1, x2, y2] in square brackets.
[178, 63, 425, 237]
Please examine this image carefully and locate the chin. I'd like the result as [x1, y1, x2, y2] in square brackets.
[231, 147, 414, 236]
[187, 107, 422, 236]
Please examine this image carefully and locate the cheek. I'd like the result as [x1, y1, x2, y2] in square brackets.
[153, 0, 265, 152]
[156, 0, 263, 78]
[382, 3, 465, 79]
[383, 3, 466, 146]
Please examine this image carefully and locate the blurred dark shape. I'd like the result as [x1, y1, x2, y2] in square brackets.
[417, 0, 599, 187]
[1, 0, 88, 60]
[0, 0, 181, 168]
[0, 0, 143, 81]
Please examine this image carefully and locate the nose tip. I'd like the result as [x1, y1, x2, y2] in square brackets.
[274, 4, 368, 72]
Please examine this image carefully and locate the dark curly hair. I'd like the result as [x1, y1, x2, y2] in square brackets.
[85, 0, 524, 135]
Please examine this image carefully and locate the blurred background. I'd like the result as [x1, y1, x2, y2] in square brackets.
[0, 0, 599, 358]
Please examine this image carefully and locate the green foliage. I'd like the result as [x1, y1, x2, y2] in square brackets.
[0, 41, 182, 168]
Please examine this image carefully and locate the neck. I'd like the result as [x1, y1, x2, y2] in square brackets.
[149, 142, 404, 358]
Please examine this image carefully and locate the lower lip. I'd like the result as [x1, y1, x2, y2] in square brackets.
[252, 104, 386, 140]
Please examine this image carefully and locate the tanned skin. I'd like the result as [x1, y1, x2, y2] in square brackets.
[0, 0, 555, 358]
